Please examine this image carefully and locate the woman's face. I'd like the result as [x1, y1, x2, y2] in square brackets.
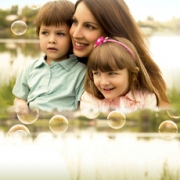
[70, 2, 106, 57]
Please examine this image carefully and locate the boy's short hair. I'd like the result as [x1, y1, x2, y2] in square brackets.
[36, 0, 74, 36]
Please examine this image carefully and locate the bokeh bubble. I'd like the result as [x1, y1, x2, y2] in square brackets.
[80, 104, 100, 119]
[155, 113, 159, 118]
[17, 107, 39, 124]
[11, 20, 27, 35]
[158, 120, 178, 139]
[28, 4, 41, 10]
[8, 124, 30, 145]
[167, 109, 180, 119]
[107, 110, 126, 129]
[35, 133, 54, 146]
[49, 115, 68, 134]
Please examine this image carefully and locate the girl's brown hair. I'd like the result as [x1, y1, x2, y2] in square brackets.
[75, 0, 170, 108]
[36, 0, 74, 36]
[84, 37, 160, 105]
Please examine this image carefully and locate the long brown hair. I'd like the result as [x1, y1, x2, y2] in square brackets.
[75, 0, 170, 107]
[84, 37, 160, 105]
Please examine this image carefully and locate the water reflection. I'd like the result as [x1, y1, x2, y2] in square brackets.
[149, 35, 180, 90]
[0, 40, 42, 86]
[0, 130, 180, 180]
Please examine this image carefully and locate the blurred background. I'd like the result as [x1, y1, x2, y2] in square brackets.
[0, 1, 180, 179]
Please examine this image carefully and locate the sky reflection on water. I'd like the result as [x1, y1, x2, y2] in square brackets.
[0, 131, 180, 180]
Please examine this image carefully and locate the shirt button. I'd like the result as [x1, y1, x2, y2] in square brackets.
[54, 66, 58, 69]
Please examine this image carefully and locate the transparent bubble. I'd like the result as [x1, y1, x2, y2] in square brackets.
[35, 133, 54, 146]
[167, 109, 180, 119]
[17, 107, 39, 124]
[28, 4, 41, 10]
[107, 110, 126, 129]
[159, 120, 178, 139]
[11, 20, 27, 35]
[155, 113, 159, 118]
[49, 115, 68, 134]
[8, 124, 30, 145]
[80, 104, 100, 119]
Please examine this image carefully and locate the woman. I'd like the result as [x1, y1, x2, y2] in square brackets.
[70, 0, 170, 109]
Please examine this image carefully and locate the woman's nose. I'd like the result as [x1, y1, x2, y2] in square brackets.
[71, 25, 83, 38]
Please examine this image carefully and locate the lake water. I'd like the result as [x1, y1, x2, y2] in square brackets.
[148, 35, 180, 90]
[0, 36, 180, 180]
[0, 130, 180, 180]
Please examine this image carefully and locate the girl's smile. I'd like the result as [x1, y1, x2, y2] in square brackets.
[92, 69, 130, 100]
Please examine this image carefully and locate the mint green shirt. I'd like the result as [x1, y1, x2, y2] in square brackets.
[12, 54, 86, 112]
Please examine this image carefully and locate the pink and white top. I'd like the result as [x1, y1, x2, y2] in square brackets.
[80, 90, 158, 113]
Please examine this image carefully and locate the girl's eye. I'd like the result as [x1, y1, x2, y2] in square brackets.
[109, 72, 116, 75]
[92, 71, 99, 75]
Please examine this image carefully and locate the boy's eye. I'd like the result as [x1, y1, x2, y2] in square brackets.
[57, 32, 65, 36]
[41, 31, 48, 35]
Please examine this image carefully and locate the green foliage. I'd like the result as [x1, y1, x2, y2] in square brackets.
[0, 9, 11, 28]
[168, 87, 180, 109]
[0, 78, 15, 110]
[1, 4, 180, 38]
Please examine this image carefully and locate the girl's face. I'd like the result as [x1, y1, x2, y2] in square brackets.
[70, 2, 106, 57]
[92, 68, 130, 100]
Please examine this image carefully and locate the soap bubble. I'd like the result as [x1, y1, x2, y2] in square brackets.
[35, 133, 54, 146]
[167, 109, 180, 119]
[80, 103, 100, 119]
[158, 120, 178, 139]
[17, 107, 39, 124]
[107, 110, 126, 129]
[8, 124, 30, 145]
[11, 20, 27, 35]
[28, 4, 41, 10]
[49, 115, 68, 134]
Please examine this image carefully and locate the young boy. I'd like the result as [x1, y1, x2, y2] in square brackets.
[12, 0, 86, 112]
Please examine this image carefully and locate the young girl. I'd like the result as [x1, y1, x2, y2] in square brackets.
[80, 36, 160, 113]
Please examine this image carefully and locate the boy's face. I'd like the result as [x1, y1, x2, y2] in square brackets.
[39, 23, 71, 63]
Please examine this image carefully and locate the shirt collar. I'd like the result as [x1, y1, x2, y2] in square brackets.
[57, 54, 78, 71]
[124, 90, 142, 102]
[34, 55, 47, 68]
[34, 54, 78, 70]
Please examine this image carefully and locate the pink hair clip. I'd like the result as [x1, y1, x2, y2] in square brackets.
[94, 36, 135, 61]
[94, 36, 107, 47]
